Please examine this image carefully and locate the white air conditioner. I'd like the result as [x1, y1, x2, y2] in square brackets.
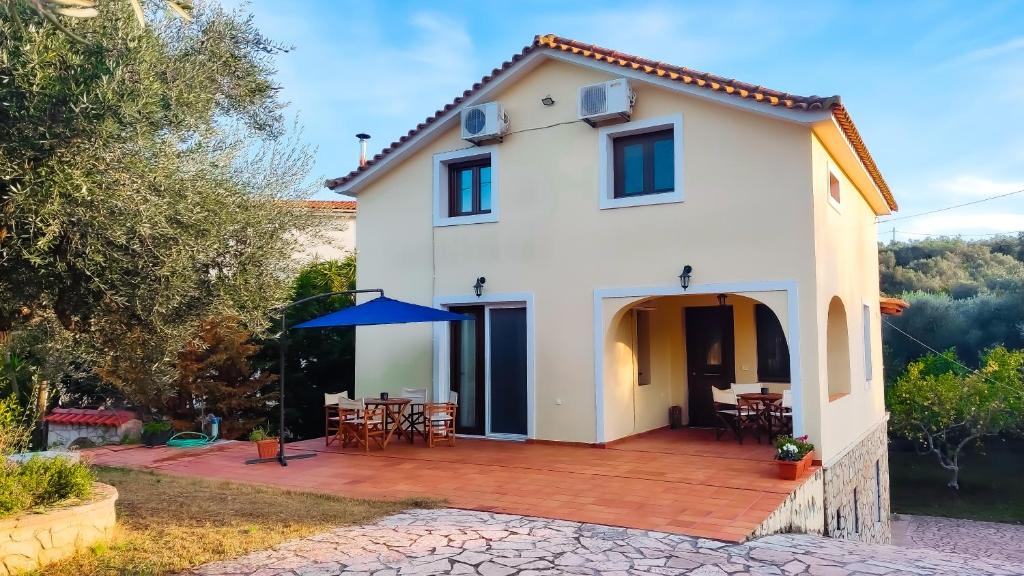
[578, 79, 635, 126]
[460, 102, 510, 143]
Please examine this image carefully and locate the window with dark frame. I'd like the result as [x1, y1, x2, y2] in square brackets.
[755, 304, 791, 383]
[613, 128, 674, 198]
[448, 158, 492, 217]
[829, 172, 841, 204]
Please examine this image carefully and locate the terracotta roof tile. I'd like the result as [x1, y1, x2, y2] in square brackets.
[44, 408, 138, 427]
[326, 34, 896, 211]
[880, 296, 911, 316]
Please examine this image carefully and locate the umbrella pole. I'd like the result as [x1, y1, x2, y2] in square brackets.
[246, 303, 317, 466]
[246, 288, 385, 466]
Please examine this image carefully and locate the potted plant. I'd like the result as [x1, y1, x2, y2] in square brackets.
[249, 426, 278, 459]
[774, 435, 814, 480]
[141, 421, 174, 447]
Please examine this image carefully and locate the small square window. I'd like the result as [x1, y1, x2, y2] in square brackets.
[448, 159, 492, 217]
[613, 128, 674, 198]
[829, 172, 841, 204]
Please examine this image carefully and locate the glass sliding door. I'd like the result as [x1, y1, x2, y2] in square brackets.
[488, 307, 528, 436]
[449, 306, 485, 435]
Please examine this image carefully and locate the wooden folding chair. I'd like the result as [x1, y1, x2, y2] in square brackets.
[401, 388, 428, 443]
[712, 386, 760, 444]
[425, 391, 458, 448]
[338, 398, 386, 452]
[324, 391, 350, 447]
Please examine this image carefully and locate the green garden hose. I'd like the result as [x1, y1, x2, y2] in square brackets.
[166, 431, 215, 448]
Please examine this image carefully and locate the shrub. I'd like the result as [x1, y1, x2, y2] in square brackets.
[0, 457, 94, 517]
[142, 421, 172, 435]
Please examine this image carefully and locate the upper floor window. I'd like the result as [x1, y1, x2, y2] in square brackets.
[433, 146, 498, 227]
[599, 114, 684, 210]
[827, 168, 843, 213]
[613, 129, 674, 198]
[449, 159, 492, 216]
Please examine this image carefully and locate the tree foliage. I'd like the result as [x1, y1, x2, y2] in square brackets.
[880, 235, 1024, 297]
[887, 347, 1024, 489]
[880, 236, 1024, 376]
[172, 315, 274, 439]
[258, 256, 357, 440]
[0, 1, 321, 412]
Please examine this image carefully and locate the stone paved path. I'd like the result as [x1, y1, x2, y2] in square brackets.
[185, 509, 1024, 576]
[893, 514, 1024, 566]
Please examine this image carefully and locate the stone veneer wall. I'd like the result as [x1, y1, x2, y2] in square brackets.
[0, 483, 117, 575]
[751, 467, 824, 539]
[822, 418, 891, 544]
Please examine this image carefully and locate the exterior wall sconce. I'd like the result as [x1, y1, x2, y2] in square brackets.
[717, 293, 728, 306]
[678, 265, 692, 290]
[473, 277, 486, 297]
[541, 95, 555, 106]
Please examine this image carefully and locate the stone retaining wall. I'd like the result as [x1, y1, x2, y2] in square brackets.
[822, 418, 891, 543]
[751, 467, 825, 539]
[0, 482, 117, 575]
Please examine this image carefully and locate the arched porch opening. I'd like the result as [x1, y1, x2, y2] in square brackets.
[600, 291, 796, 445]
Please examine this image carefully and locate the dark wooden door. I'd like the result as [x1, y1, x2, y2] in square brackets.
[685, 306, 735, 427]
[450, 306, 485, 435]
[489, 307, 528, 435]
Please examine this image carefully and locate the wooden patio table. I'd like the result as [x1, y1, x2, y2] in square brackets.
[737, 392, 783, 438]
[363, 397, 411, 447]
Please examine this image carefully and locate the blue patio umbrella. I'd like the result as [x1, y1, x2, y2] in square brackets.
[248, 289, 469, 467]
[293, 295, 468, 328]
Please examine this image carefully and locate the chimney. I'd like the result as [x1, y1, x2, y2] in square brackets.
[356, 133, 371, 167]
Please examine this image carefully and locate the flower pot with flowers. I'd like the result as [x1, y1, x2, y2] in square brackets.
[248, 426, 279, 459]
[774, 435, 814, 480]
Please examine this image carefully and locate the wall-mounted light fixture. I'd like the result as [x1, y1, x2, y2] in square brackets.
[678, 265, 692, 290]
[473, 277, 486, 297]
[541, 95, 556, 106]
[717, 293, 728, 306]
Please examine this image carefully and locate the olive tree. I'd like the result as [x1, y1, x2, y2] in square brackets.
[887, 347, 1024, 489]
[0, 1, 322, 414]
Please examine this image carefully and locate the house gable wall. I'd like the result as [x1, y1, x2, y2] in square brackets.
[355, 56, 831, 443]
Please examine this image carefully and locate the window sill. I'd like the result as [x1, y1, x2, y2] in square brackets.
[828, 392, 849, 402]
[434, 213, 498, 227]
[600, 190, 683, 210]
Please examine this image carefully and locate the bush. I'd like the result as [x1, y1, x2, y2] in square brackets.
[0, 457, 94, 517]
[142, 421, 172, 435]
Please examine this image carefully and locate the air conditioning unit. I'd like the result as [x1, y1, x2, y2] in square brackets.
[578, 79, 635, 126]
[460, 102, 510, 143]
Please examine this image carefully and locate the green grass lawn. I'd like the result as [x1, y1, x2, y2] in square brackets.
[890, 437, 1024, 524]
[35, 467, 437, 576]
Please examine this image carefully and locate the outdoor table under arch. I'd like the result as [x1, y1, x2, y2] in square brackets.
[247, 289, 469, 466]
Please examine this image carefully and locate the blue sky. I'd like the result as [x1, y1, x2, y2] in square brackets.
[241, 0, 1024, 238]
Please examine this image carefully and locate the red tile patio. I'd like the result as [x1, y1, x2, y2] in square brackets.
[85, 428, 815, 542]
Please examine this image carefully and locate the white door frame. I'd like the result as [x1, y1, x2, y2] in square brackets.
[433, 292, 536, 440]
[593, 280, 802, 443]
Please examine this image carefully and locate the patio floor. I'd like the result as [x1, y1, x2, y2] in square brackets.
[85, 428, 813, 542]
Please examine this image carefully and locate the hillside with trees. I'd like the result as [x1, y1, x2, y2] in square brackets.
[880, 235, 1024, 377]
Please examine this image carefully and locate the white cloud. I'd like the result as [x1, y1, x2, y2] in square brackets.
[951, 36, 1024, 65]
[938, 175, 1024, 198]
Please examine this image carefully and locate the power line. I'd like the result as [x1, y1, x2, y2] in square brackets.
[878, 228, 1024, 238]
[883, 318, 1024, 398]
[877, 188, 1024, 224]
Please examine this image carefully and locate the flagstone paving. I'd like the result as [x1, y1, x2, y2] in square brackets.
[184, 508, 1024, 576]
[892, 513, 1024, 566]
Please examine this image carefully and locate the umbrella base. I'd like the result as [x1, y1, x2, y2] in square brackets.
[245, 452, 317, 466]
